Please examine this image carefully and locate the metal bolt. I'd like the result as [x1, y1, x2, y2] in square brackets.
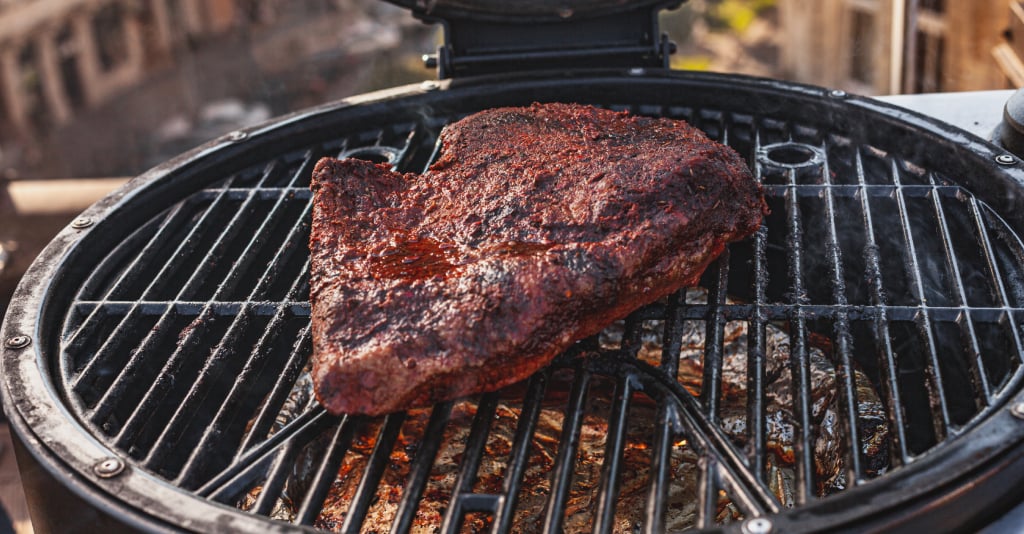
[226, 130, 248, 142]
[828, 89, 847, 98]
[93, 458, 125, 478]
[4, 335, 30, 349]
[996, 154, 1017, 166]
[70, 217, 93, 229]
[1011, 402, 1024, 420]
[420, 80, 440, 91]
[742, 518, 774, 534]
[628, 67, 646, 76]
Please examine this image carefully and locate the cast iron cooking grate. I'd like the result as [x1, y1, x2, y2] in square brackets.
[26, 75, 1024, 532]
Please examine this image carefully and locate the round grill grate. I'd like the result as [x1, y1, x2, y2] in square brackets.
[5, 71, 1024, 533]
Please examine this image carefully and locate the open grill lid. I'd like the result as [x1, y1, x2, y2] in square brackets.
[384, 0, 684, 78]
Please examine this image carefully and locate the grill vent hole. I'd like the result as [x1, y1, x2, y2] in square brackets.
[763, 143, 820, 166]
[343, 146, 398, 165]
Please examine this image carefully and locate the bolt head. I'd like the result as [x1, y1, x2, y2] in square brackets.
[829, 89, 847, 98]
[1011, 402, 1024, 419]
[996, 154, 1017, 165]
[70, 217, 93, 229]
[4, 336, 30, 349]
[743, 517, 773, 534]
[226, 130, 248, 142]
[420, 80, 440, 91]
[93, 458, 125, 478]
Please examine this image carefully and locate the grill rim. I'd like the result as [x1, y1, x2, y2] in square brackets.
[5, 69, 1024, 533]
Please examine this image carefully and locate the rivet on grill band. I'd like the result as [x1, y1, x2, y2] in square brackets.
[420, 80, 440, 91]
[70, 217, 93, 229]
[742, 517, 774, 534]
[829, 89, 847, 98]
[226, 130, 248, 142]
[996, 154, 1017, 165]
[93, 458, 126, 478]
[3, 336, 30, 349]
[1011, 403, 1024, 419]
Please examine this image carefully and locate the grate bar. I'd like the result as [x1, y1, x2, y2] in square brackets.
[96, 198, 200, 301]
[700, 252, 730, 423]
[747, 224, 769, 482]
[234, 198, 313, 302]
[196, 407, 332, 499]
[172, 188, 263, 300]
[695, 456, 719, 529]
[759, 183, 964, 197]
[67, 304, 143, 394]
[855, 148, 911, 466]
[930, 192, 993, 406]
[661, 368, 779, 515]
[440, 393, 500, 534]
[293, 416, 361, 525]
[390, 402, 454, 534]
[542, 362, 592, 534]
[134, 180, 243, 301]
[592, 374, 634, 534]
[969, 198, 1013, 309]
[108, 304, 225, 450]
[491, 371, 551, 534]
[642, 404, 675, 534]
[232, 322, 313, 461]
[339, 414, 405, 533]
[820, 146, 865, 485]
[284, 149, 322, 187]
[85, 304, 203, 428]
[142, 305, 258, 468]
[969, 200, 1024, 376]
[174, 254, 312, 487]
[176, 319, 311, 489]
[784, 177, 816, 505]
[208, 188, 305, 301]
[659, 290, 685, 378]
[250, 438, 303, 516]
[746, 129, 769, 483]
[892, 161, 952, 442]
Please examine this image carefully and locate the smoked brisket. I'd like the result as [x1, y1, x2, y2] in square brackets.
[309, 102, 765, 415]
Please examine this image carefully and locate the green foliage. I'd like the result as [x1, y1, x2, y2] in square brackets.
[707, 0, 775, 34]
[670, 54, 713, 71]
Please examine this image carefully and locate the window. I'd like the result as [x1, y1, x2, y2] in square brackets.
[17, 42, 49, 131]
[57, 25, 85, 110]
[93, 3, 128, 71]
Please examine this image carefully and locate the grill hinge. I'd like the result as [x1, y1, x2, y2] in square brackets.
[415, 4, 681, 79]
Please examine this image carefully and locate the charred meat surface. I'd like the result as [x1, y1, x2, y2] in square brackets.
[309, 102, 766, 415]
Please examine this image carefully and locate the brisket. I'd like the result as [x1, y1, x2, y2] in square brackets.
[309, 102, 765, 415]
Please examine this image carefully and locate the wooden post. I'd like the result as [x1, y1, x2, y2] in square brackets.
[0, 46, 29, 133]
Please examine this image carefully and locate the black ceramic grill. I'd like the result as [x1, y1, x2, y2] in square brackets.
[5, 2, 1024, 533]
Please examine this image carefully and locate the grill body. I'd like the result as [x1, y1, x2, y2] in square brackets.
[4, 70, 1024, 533]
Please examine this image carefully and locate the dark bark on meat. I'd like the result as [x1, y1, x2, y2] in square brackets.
[309, 102, 766, 415]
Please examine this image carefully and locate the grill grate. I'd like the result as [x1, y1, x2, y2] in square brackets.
[42, 87, 1024, 532]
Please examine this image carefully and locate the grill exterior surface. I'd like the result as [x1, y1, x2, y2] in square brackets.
[5, 71, 1024, 533]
